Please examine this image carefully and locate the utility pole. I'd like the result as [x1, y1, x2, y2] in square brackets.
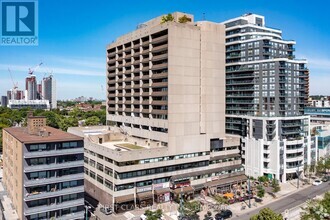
[297, 166, 300, 189]
[248, 177, 251, 208]
[179, 187, 184, 219]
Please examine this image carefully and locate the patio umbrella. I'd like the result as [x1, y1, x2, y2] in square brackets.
[223, 192, 234, 198]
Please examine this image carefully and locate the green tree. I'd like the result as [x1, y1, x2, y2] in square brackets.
[257, 185, 265, 198]
[37, 111, 61, 128]
[301, 192, 330, 220]
[316, 157, 330, 175]
[85, 116, 101, 126]
[181, 200, 201, 219]
[144, 209, 163, 220]
[250, 208, 283, 220]
[213, 195, 229, 205]
[271, 179, 281, 193]
[58, 117, 78, 131]
[258, 176, 269, 183]
[161, 13, 174, 24]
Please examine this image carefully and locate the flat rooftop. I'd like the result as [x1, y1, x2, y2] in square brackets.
[69, 126, 155, 151]
[100, 141, 150, 151]
[4, 126, 83, 144]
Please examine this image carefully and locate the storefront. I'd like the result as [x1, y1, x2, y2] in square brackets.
[136, 186, 153, 208]
[205, 174, 247, 194]
[137, 191, 153, 208]
[172, 186, 195, 201]
[114, 194, 135, 213]
[153, 182, 170, 203]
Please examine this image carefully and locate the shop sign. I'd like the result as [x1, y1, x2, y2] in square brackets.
[136, 186, 152, 193]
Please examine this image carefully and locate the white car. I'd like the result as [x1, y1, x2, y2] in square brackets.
[312, 179, 323, 186]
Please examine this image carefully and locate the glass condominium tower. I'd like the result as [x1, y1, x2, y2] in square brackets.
[223, 14, 312, 183]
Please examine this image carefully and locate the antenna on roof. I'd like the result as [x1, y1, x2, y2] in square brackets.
[202, 13, 205, 21]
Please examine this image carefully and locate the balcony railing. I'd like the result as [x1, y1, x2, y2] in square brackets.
[24, 186, 84, 201]
[24, 161, 84, 173]
[24, 198, 84, 215]
[24, 148, 83, 159]
[151, 35, 168, 44]
[152, 72, 168, 79]
[24, 173, 84, 187]
[56, 211, 85, 220]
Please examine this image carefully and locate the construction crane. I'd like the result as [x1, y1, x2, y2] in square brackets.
[28, 62, 43, 75]
[8, 68, 18, 89]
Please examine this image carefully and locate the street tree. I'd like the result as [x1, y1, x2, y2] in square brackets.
[301, 192, 330, 220]
[250, 208, 283, 220]
[271, 179, 281, 193]
[256, 185, 265, 198]
[144, 209, 163, 220]
[180, 200, 201, 220]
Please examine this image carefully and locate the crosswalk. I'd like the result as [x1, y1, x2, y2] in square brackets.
[123, 211, 135, 219]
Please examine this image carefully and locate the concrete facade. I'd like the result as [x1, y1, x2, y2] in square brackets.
[42, 75, 57, 109]
[70, 12, 246, 214]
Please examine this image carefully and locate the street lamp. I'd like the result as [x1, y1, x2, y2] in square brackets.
[85, 205, 91, 220]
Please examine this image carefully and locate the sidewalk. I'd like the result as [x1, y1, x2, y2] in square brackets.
[229, 180, 310, 219]
[102, 180, 311, 220]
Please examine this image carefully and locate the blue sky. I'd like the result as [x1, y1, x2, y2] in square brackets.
[0, 0, 329, 100]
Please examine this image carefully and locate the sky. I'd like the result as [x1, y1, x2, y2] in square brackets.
[0, 0, 329, 100]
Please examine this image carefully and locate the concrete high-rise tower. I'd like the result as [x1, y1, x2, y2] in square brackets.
[42, 75, 57, 109]
[25, 75, 38, 100]
[70, 12, 246, 212]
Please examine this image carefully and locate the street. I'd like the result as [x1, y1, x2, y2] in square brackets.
[232, 183, 330, 220]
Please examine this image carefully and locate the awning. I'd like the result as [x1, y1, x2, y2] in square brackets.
[210, 153, 241, 161]
[205, 175, 247, 188]
[193, 184, 205, 191]
[173, 186, 194, 195]
[137, 191, 153, 200]
[114, 194, 134, 203]
[154, 188, 170, 195]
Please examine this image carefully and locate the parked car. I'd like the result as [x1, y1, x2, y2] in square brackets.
[322, 176, 330, 182]
[215, 210, 233, 219]
[312, 179, 323, 186]
[100, 206, 112, 215]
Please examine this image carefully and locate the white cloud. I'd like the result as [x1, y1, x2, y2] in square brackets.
[47, 56, 106, 70]
[0, 63, 105, 77]
[308, 58, 330, 71]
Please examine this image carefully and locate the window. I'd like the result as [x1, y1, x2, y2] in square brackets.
[105, 179, 113, 190]
[97, 175, 104, 184]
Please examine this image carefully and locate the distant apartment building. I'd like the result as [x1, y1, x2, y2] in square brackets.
[7, 100, 50, 110]
[305, 107, 330, 124]
[309, 97, 330, 108]
[1, 96, 8, 107]
[310, 123, 330, 159]
[68, 12, 246, 213]
[2, 114, 84, 220]
[222, 14, 311, 182]
[26, 75, 38, 100]
[42, 75, 57, 109]
[7, 89, 24, 101]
